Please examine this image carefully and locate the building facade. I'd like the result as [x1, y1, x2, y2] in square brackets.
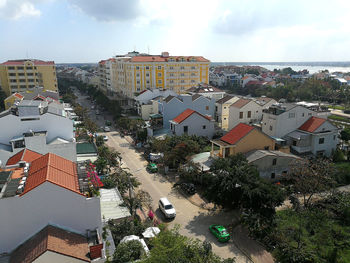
[0, 59, 58, 96]
[228, 98, 262, 130]
[111, 52, 210, 98]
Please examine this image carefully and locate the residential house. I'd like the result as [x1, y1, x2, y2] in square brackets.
[285, 116, 338, 157]
[169, 109, 214, 138]
[246, 150, 300, 181]
[262, 103, 316, 138]
[241, 75, 258, 87]
[186, 83, 226, 101]
[254, 97, 277, 110]
[211, 123, 275, 158]
[0, 153, 103, 255]
[76, 142, 98, 162]
[215, 95, 240, 130]
[0, 100, 74, 148]
[161, 94, 215, 129]
[10, 225, 103, 262]
[228, 98, 262, 130]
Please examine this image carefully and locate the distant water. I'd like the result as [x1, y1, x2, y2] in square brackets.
[211, 62, 350, 74]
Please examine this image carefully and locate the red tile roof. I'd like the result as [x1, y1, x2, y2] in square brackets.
[10, 225, 90, 263]
[6, 149, 43, 165]
[1, 59, 54, 66]
[230, 98, 251, 108]
[298, 116, 326, 133]
[220, 123, 255, 145]
[14, 93, 24, 99]
[22, 153, 81, 196]
[130, 56, 209, 62]
[172, 109, 211, 124]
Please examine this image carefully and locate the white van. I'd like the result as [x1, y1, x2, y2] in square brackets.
[158, 197, 176, 219]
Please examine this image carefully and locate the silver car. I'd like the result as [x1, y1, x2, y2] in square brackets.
[158, 197, 176, 219]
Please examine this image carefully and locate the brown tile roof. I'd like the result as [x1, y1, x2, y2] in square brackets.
[220, 123, 255, 145]
[230, 98, 251, 108]
[21, 153, 81, 196]
[298, 116, 327, 133]
[10, 225, 90, 263]
[216, 95, 234, 104]
[172, 109, 211, 124]
[6, 149, 43, 165]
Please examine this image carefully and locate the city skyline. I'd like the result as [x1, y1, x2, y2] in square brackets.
[1, 0, 350, 63]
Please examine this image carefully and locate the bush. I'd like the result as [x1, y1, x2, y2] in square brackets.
[333, 149, 346, 162]
[113, 240, 144, 263]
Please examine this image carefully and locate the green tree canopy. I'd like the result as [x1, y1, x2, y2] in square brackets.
[113, 240, 144, 263]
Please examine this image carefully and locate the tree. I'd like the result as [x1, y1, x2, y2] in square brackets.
[84, 118, 98, 134]
[107, 168, 141, 195]
[96, 135, 105, 147]
[141, 225, 234, 263]
[340, 128, 350, 142]
[0, 88, 7, 110]
[204, 154, 285, 236]
[123, 189, 152, 216]
[286, 158, 336, 208]
[113, 240, 144, 263]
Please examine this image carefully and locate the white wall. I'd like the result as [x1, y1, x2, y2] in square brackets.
[228, 101, 262, 130]
[0, 182, 101, 253]
[0, 113, 73, 145]
[262, 106, 315, 138]
[34, 251, 87, 263]
[171, 113, 214, 138]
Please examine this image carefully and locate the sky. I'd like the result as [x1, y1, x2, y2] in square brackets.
[0, 0, 350, 63]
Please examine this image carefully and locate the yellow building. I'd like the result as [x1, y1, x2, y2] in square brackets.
[211, 123, 276, 158]
[110, 52, 210, 98]
[0, 59, 58, 96]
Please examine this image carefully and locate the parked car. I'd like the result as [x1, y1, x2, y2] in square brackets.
[146, 163, 158, 173]
[103, 135, 108, 141]
[103, 126, 111, 132]
[105, 120, 112, 126]
[158, 197, 176, 219]
[95, 110, 100, 115]
[174, 182, 196, 195]
[91, 105, 95, 110]
[209, 225, 230, 242]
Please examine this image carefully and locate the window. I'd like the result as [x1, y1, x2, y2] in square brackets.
[191, 80, 195, 83]
[19, 79, 25, 82]
[158, 73, 162, 77]
[184, 126, 188, 133]
[137, 80, 140, 84]
[247, 111, 251, 118]
[170, 66, 174, 70]
[288, 112, 295, 118]
[181, 80, 185, 83]
[158, 66, 162, 70]
[224, 106, 227, 110]
[180, 66, 185, 70]
[136, 66, 140, 70]
[269, 125, 273, 131]
[158, 80, 162, 84]
[293, 140, 297, 146]
[271, 173, 275, 179]
[308, 113, 312, 116]
[333, 135, 336, 140]
[205, 106, 209, 110]
[146, 80, 150, 84]
[302, 113, 305, 117]
[170, 73, 174, 77]
[170, 80, 174, 83]
[13, 140, 25, 149]
[191, 73, 195, 76]
[146, 73, 149, 77]
[239, 112, 243, 119]
[191, 66, 195, 69]
[18, 73, 25, 76]
[26, 67, 33, 70]
[319, 138, 325, 144]
[202, 125, 206, 129]
[272, 158, 277, 165]
[264, 146, 270, 150]
[136, 73, 140, 77]
[17, 66, 24, 70]
[224, 117, 227, 120]
[9, 73, 16, 76]
[10, 79, 17, 83]
[146, 66, 149, 70]
[8, 66, 15, 70]
[181, 73, 185, 76]
[21, 118, 40, 121]
[27, 73, 33, 76]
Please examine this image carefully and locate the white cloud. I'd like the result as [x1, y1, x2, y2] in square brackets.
[0, 0, 42, 19]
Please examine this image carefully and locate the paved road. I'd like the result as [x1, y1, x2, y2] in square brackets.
[73, 87, 274, 263]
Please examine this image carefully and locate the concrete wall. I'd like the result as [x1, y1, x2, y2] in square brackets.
[228, 101, 262, 130]
[171, 113, 214, 138]
[0, 182, 101, 253]
[310, 132, 337, 157]
[140, 104, 153, 120]
[162, 95, 215, 128]
[262, 106, 315, 138]
[0, 113, 73, 145]
[34, 251, 87, 263]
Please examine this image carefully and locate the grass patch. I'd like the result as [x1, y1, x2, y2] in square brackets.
[327, 105, 346, 110]
[328, 114, 350, 123]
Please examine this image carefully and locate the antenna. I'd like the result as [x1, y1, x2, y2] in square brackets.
[147, 45, 150, 55]
[26, 50, 29, 59]
[134, 45, 136, 52]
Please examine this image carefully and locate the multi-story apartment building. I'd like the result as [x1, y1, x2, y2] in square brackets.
[98, 58, 115, 94]
[108, 52, 209, 98]
[0, 59, 58, 96]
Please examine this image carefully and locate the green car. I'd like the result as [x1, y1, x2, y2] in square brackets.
[209, 225, 230, 242]
[146, 163, 158, 173]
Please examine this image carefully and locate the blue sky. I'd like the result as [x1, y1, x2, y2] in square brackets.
[0, 0, 350, 63]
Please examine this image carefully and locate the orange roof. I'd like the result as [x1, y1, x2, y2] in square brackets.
[298, 116, 326, 133]
[6, 149, 43, 165]
[22, 153, 81, 196]
[10, 225, 90, 263]
[1, 59, 54, 66]
[220, 123, 255, 145]
[172, 109, 211, 124]
[14, 93, 24, 99]
[230, 98, 251, 108]
[130, 56, 209, 63]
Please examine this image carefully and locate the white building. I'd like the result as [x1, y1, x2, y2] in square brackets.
[228, 98, 262, 130]
[0, 100, 74, 147]
[186, 83, 226, 101]
[262, 103, 316, 138]
[0, 153, 103, 255]
[285, 116, 338, 157]
[215, 95, 240, 130]
[169, 109, 215, 138]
